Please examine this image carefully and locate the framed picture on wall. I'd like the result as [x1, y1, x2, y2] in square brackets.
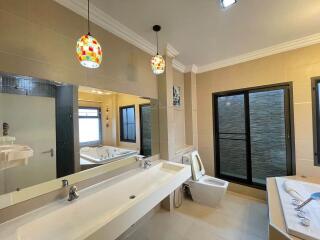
[173, 85, 181, 107]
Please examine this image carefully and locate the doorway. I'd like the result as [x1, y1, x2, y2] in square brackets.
[213, 84, 295, 188]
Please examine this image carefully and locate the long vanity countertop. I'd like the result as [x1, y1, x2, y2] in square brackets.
[267, 176, 320, 240]
[0, 161, 191, 240]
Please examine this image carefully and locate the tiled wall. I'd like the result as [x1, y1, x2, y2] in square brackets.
[0, 73, 56, 98]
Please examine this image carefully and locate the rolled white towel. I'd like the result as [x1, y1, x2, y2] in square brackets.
[283, 180, 305, 202]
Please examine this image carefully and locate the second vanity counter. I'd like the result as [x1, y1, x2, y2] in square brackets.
[0, 160, 191, 240]
[267, 176, 320, 240]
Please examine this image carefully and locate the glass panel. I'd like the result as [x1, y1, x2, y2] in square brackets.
[122, 108, 127, 124]
[141, 105, 152, 156]
[219, 139, 247, 179]
[217, 94, 247, 179]
[249, 89, 287, 184]
[123, 122, 128, 140]
[218, 94, 245, 134]
[127, 123, 136, 140]
[120, 106, 136, 141]
[127, 107, 135, 124]
[79, 108, 99, 117]
[79, 118, 100, 143]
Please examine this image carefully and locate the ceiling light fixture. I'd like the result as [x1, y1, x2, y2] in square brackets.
[220, 0, 237, 8]
[151, 25, 165, 75]
[76, 0, 103, 69]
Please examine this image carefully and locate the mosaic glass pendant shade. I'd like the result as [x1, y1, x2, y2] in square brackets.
[76, 34, 102, 69]
[151, 54, 165, 75]
[151, 25, 165, 75]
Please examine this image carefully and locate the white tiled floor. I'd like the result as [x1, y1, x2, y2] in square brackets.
[124, 192, 268, 240]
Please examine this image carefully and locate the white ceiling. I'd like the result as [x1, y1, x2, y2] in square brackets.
[57, 0, 320, 72]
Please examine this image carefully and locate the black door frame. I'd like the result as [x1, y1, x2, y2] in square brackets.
[212, 82, 296, 189]
[139, 103, 151, 156]
[311, 77, 320, 166]
[119, 105, 136, 143]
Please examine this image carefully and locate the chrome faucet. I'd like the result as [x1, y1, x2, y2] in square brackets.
[136, 156, 152, 169]
[143, 159, 152, 169]
[68, 185, 79, 201]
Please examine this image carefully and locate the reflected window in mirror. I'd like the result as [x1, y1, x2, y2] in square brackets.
[312, 79, 320, 166]
[79, 107, 102, 146]
[120, 105, 136, 142]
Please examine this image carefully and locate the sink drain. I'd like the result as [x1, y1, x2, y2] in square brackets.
[129, 195, 136, 199]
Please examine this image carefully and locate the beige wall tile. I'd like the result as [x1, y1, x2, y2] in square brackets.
[197, 44, 320, 178]
[296, 159, 319, 177]
[295, 139, 314, 160]
[173, 69, 186, 151]
[293, 103, 313, 141]
[0, 0, 157, 98]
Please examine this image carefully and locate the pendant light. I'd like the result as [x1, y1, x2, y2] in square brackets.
[76, 0, 102, 69]
[151, 25, 165, 75]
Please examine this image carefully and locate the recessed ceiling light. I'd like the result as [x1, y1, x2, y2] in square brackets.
[220, 0, 237, 8]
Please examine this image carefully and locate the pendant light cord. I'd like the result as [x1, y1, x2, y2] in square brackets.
[87, 0, 91, 35]
[156, 31, 159, 55]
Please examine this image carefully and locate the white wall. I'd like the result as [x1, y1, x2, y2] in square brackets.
[173, 69, 186, 152]
[0, 93, 56, 194]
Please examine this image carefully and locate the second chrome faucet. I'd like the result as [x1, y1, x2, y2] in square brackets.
[68, 185, 79, 201]
[136, 156, 152, 169]
[63, 179, 79, 202]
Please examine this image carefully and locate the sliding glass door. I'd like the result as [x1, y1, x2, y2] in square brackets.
[216, 94, 248, 180]
[214, 85, 293, 188]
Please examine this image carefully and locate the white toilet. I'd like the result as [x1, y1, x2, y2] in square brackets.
[183, 151, 228, 208]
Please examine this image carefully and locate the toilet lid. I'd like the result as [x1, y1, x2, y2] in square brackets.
[191, 151, 205, 181]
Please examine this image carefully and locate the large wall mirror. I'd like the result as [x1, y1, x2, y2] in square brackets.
[0, 72, 160, 207]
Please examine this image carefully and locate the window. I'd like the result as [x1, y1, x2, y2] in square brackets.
[120, 105, 136, 142]
[214, 84, 294, 188]
[312, 79, 320, 166]
[78, 107, 102, 146]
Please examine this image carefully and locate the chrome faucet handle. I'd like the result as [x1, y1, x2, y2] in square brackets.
[136, 156, 152, 168]
[136, 155, 144, 161]
[62, 179, 69, 187]
[144, 159, 152, 169]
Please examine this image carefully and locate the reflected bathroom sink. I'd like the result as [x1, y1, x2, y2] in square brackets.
[0, 144, 33, 170]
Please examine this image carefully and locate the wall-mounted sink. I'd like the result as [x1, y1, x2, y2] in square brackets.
[0, 144, 33, 170]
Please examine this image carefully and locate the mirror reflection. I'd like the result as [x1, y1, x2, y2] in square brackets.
[0, 72, 159, 195]
[77, 86, 159, 171]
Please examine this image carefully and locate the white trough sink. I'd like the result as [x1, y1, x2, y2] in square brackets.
[0, 145, 33, 170]
[0, 161, 191, 240]
[276, 177, 320, 240]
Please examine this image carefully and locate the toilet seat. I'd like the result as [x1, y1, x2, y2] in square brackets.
[198, 175, 227, 187]
[190, 151, 205, 181]
[185, 151, 229, 208]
